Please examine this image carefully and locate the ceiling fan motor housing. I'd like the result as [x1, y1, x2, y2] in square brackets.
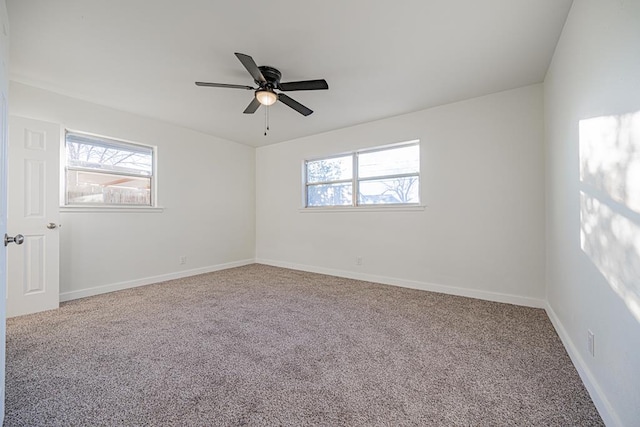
[258, 66, 282, 88]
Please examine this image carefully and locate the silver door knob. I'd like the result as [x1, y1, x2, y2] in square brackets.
[47, 223, 58, 229]
[4, 233, 24, 247]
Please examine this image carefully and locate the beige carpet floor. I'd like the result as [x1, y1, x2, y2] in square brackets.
[4, 264, 603, 426]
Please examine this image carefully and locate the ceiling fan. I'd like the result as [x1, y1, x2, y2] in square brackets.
[195, 52, 328, 117]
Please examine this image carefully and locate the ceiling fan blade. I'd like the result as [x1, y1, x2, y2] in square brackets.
[243, 97, 261, 114]
[234, 53, 266, 84]
[196, 82, 256, 90]
[278, 79, 329, 92]
[195, 82, 255, 90]
[278, 93, 313, 116]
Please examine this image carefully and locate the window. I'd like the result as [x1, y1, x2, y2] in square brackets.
[305, 141, 420, 207]
[64, 130, 154, 206]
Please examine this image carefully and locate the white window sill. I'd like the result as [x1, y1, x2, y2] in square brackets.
[299, 205, 426, 213]
[60, 206, 164, 213]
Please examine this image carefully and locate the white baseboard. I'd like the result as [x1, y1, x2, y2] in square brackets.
[59, 259, 255, 302]
[255, 258, 546, 308]
[545, 303, 621, 427]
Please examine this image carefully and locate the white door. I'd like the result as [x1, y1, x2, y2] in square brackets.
[1, 1, 11, 419]
[6, 116, 60, 317]
[0, 84, 8, 423]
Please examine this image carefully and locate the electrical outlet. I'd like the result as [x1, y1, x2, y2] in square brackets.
[587, 330, 595, 357]
[356, 256, 363, 265]
[179, 256, 187, 265]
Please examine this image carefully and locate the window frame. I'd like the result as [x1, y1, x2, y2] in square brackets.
[303, 140, 421, 209]
[62, 129, 159, 210]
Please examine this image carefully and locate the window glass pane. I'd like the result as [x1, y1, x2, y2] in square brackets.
[66, 132, 152, 175]
[358, 176, 419, 205]
[358, 144, 419, 179]
[307, 183, 352, 207]
[306, 155, 352, 183]
[66, 170, 151, 205]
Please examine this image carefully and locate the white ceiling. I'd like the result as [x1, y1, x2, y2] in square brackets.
[7, 0, 573, 147]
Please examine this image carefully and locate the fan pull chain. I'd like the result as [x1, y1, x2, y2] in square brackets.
[264, 105, 270, 136]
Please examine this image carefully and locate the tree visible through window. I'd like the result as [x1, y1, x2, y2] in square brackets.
[305, 141, 420, 207]
[306, 154, 353, 206]
[64, 131, 154, 206]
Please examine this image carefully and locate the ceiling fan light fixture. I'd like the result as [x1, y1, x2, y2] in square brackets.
[256, 89, 277, 106]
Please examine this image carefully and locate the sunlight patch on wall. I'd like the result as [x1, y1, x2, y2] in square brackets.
[580, 113, 640, 212]
[580, 193, 640, 321]
[579, 112, 640, 323]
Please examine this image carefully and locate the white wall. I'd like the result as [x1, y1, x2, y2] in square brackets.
[9, 82, 255, 299]
[544, 1, 640, 426]
[256, 85, 546, 307]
